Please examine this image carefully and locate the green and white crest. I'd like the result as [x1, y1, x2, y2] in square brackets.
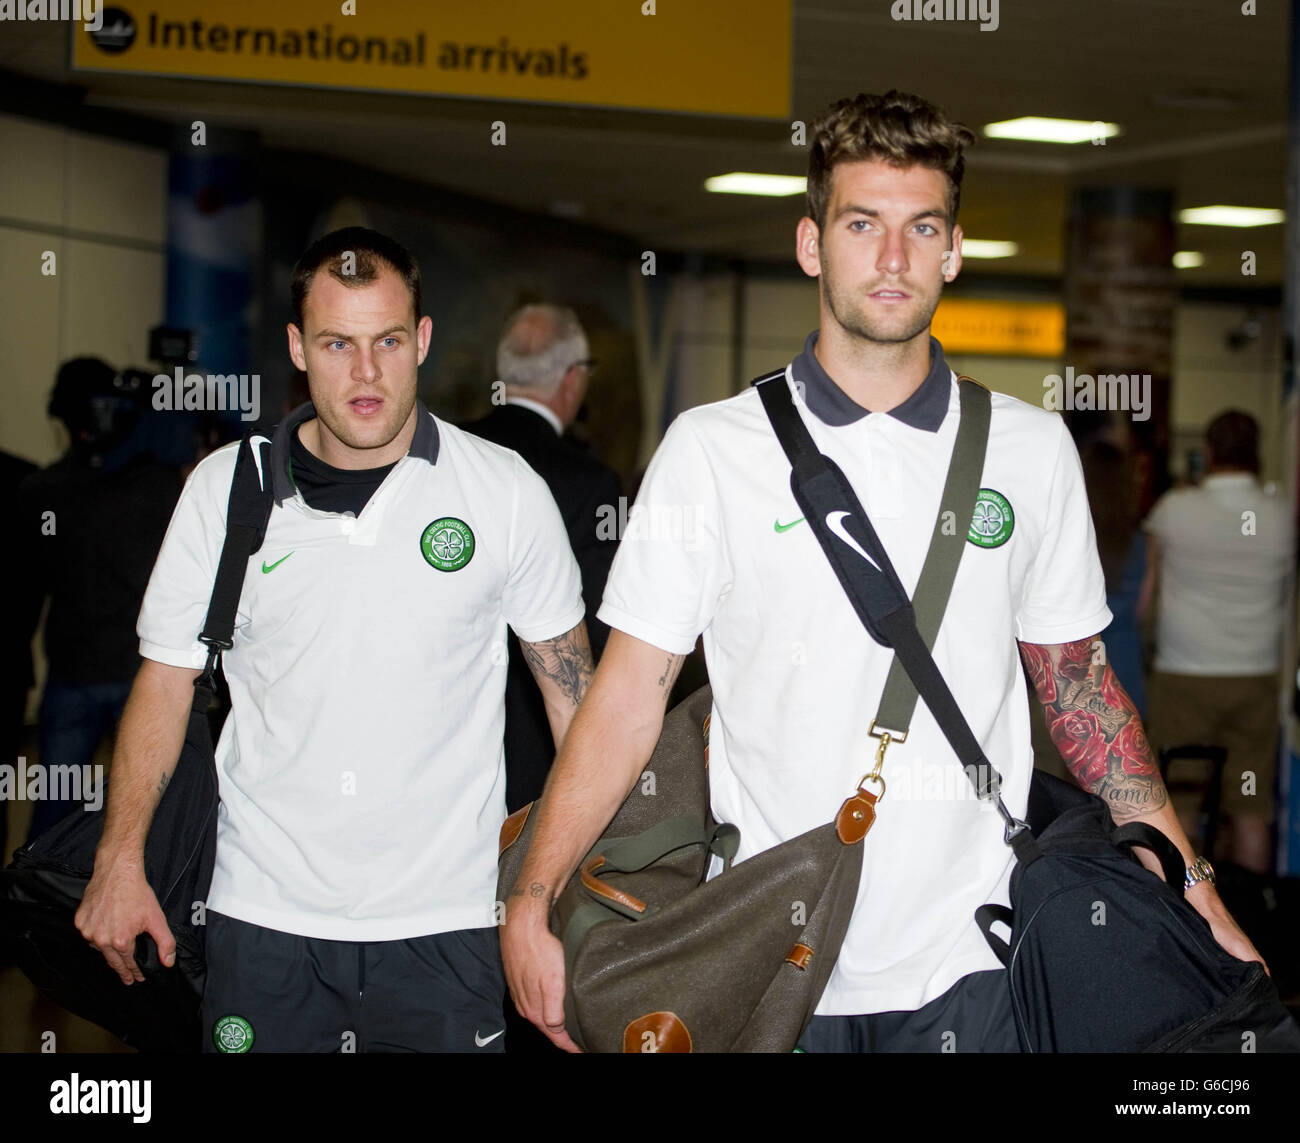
[967, 488, 1014, 549]
[213, 1014, 254, 1054]
[420, 517, 475, 571]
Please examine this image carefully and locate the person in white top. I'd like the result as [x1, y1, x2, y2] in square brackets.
[76, 227, 593, 1052]
[501, 89, 1263, 1053]
[1143, 411, 1294, 873]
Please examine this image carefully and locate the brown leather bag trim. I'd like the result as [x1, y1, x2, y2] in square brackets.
[623, 1011, 693, 1053]
[785, 942, 814, 971]
[835, 787, 879, 845]
[498, 802, 532, 856]
[580, 854, 647, 915]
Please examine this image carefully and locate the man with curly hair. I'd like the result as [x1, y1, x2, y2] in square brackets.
[503, 90, 1261, 1053]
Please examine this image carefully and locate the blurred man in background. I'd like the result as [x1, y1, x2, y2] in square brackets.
[18, 358, 181, 840]
[1144, 410, 1293, 873]
[2, 446, 38, 864]
[1080, 439, 1150, 718]
[463, 304, 621, 812]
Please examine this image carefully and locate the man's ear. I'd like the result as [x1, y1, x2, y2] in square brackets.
[287, 323, 307, 371]
[943, 224, 964, 282]
[560, 364, 584, 417]
[795, 216, 823, 279]
[416, 314, 433, 365]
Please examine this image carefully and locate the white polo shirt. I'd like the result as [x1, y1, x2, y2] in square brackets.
[598, 333, 1112, 1016]
[138, 402, 585, 941]
[1143, 473, 1292, 676]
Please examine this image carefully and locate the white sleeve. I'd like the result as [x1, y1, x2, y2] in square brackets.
[501, 452, 586, 643]
[1014, 419, 1113, 644]
[136, 447, 236, 669]
[596, 414, 728, 655]
[1142, 491, 1171, 537]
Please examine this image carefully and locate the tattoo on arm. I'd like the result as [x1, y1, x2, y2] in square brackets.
[509, 880, 550, 901]
[521, 622, 595, 707]
[1019, 636, 1168, 822]
[657, 653, 686, 703]
[157, 772, 168, 796]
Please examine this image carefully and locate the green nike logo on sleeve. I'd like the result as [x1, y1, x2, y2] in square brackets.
[773, 517, 806, 533]
[261, 552, 293, 573]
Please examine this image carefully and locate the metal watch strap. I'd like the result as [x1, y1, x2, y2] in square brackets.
[1184, 856, 1216, 892]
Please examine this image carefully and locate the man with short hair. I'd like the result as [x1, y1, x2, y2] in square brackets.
[77, 227, 594, 1052]
[1144, 410, 1293, 874]
[502, 91, 1261, 1053]
[464, 304, 620, 812]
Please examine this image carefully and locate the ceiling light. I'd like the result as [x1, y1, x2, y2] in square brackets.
[704, 172, 806, 196]
[960, 240, 1018, 259]
[1172, 251, 1204, 269]
[982, 117, 1120, 144]
[1178, 205, 1284, 228]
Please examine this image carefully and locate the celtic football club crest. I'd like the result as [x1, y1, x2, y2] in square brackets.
[967, 489, 1014, 549]
[420, 517, 475, 571]
[213, 1014, 254, 1053]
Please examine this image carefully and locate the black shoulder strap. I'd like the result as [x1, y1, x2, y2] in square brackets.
[753, 368, 912, 649]
[198, 434, 274, 669]
[754, 371, 1036, 860]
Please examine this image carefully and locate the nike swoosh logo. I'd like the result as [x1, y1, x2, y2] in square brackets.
[261, 552, 293, 574]
[825, 511, 882, 572]
[474, 1029, 504, 1047]
[249, 435, 271, 491]
[773, 517, 806, 533]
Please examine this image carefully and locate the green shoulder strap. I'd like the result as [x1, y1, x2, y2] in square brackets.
[872, 376, 991, 737]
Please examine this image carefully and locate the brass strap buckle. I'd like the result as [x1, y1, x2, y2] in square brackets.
[858, 721, 908, 803]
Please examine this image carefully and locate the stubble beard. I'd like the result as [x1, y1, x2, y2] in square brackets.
[820, 244, 943, 347]
[315, 385, 418, 456]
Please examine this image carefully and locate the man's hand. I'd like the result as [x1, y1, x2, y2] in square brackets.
[499, 631, 687, 1051]
[75, 857, 175, 985]
[1186, 882, 1268, 974]
[501, 895, 581, 1052]
[71, 658, 198, 986]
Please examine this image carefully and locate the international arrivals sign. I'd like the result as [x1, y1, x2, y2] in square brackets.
[71, 0, 792, 118]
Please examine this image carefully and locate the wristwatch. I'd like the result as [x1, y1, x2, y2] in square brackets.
[1183, 856, 1216, 893]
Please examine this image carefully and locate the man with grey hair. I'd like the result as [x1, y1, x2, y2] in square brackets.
[464, 303, 620, 1056]
[463, 304, 621, 813]
[496, 304, 591, 422]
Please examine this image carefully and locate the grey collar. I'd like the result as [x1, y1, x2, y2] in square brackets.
[791, 330, 953, 432]
[270, 399, 439, 505]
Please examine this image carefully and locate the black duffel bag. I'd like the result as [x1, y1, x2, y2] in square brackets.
[977, 770, 1300, 1053]
[758, 370, 1300, 1055]
[0, 434, 271, 1053]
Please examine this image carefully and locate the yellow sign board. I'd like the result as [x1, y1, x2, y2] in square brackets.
[931, 298, 1064, 358]
[72, 0, 792, 118]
